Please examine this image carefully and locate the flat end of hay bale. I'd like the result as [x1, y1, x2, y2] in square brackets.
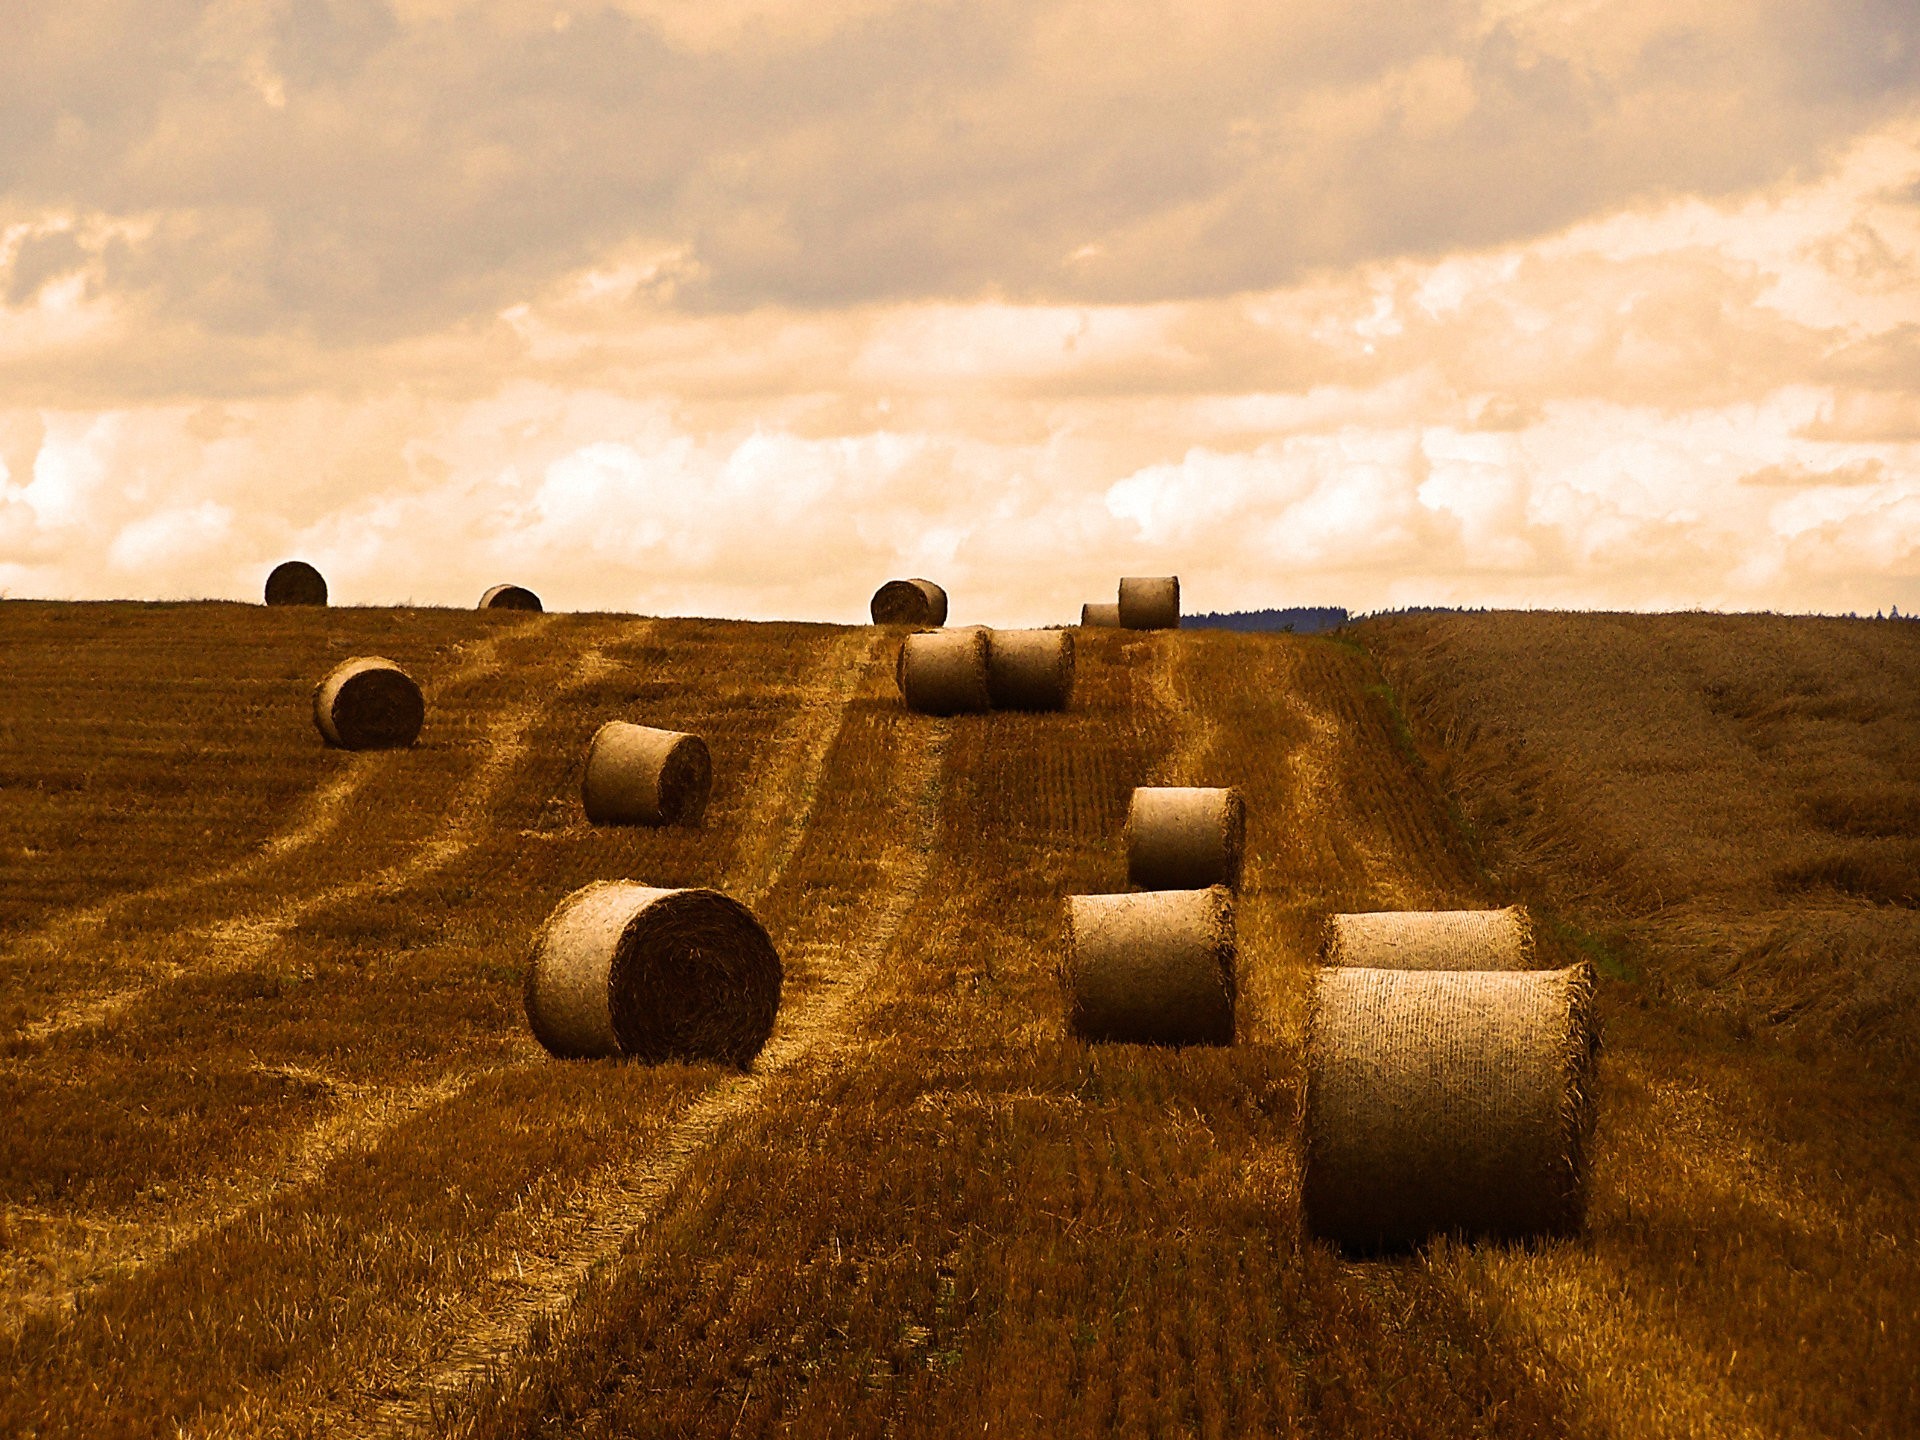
[871, 578, 949, 627]
[312, 657, 423, 749]
[265, 560, 328, 607]
[480, 583, 543, 612]
[897, 628, 991, 714]
[1321, 906, 1535, 970]
[1125, 786, 1246, 890]
[582, 721, 713, 826]
[1117, 576, 1180, 630]
[1064, 887, 1235, 1045]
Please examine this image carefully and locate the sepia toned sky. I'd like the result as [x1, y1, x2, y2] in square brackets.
[2, 0, 1918, 622]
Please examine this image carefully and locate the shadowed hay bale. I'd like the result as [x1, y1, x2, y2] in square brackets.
[582, 721, 712, 826]
[986, 628, 1076, 710]
[1126, 786, 1246, 890]
[871, 578, 949, 627]
[524, 881, 782, 1065]
[1304, 964, 1597, 1249]
[1064, 887, 1235, 1045]
[265, 560, 328, 607]
[479, 583, 543, 612]
[1118, 575, 1179, 630]
[1324, 906, 1535, 970]
[1080, 602, 1122, 627]
[896, 628, 991, 714]
[312, 657, 423, 749]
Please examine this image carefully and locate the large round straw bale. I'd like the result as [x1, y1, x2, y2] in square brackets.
[1323, 906, 1535, 970]
[1080, 602, 1122, 627]
[1118, 576, 1180, 630]
[896, 628, 991, 714]
[524, 881, 782, 1065]
[986, 628, 1075, 711]
[871, 578, 950, 627]
[1304, 964, 1597, 1249]
[1063, 887, 1235, 1045]
[312, 657, 423, 750]
[265, 560, 328, 607]
[1126, 786, 1246, 890]
[582, 721, 712, 826]
[480, 583, 543, 612]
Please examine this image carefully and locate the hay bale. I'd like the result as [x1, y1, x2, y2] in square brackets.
[582, 721, 712, 826]
[480, 583, 543, 612]
[896, 628, 991, 715]
[871, 578, 950, 627]
[524, 880, 782, 1065]
[1126, 786, 1246, 890]
[1304, 964, 1597, 1249]
[265, 560, 328, 607]
[1080, 602, 1122, 627]
[986, 628, 1075, 711]
[1063, 887, 1235, 1045]
[1118, 576, 1179, 630]
[1323, 906, 1535, 970]
[312, 657, 423, 750]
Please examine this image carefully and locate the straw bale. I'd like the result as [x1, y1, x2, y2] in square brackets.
[896, 628, 991, 715]
[1126, 786, 1246, 890]
[1118, 576, 1180, 630]
[1080, 602, 1122, 627]
[582, 721, 712, 826]
[871, 578, 950, 627]
[312, 657, 424, 750]
[265, 560, 328, 607]
[524, 880, 782, 1065]
[986, 628, 1076, 711]
[479, 583, 543, 612]
[1304, 964, 1597, 1249]
[1063, 887, 1235, 1045]
[1323, 906, 1535, 970]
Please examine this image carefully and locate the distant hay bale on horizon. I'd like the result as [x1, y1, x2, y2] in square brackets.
[1118, 576, 1180, 630]
[897, 628, 991, 715]
[871, 578, 949, 627]
[1126, 786, 1246, 891]
[986, 628, 1076, 711]
[1064, 887, 1235, 1045]
[582, 721, 712, 826]
[265, 560, 328, 607]
[1080, 602, 1122, 627]
[1304, 964, 1597, 1249]
[524, 881, 781, 1066]
[480, 583, 543, 612]
[312, 657, 423, 750]
[1324, 907, 1535, 970]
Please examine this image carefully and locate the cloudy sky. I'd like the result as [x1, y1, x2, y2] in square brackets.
[2, 0, 1917, 622]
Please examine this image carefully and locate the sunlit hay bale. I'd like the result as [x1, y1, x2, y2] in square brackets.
[582, 721, 712, 826]
[986, 628, 1076, 711]
[1118, 575, 1180, 630]
[525, 880, 782, 1065]
[1080, 602, 1122, 627]
[1126, 786, 1247, 891]
[312, 657, 424, 750]
[870, 578, 950, 627]
[1063, 887, 1235, 1045]
[1323, 906, 1535, 970]
[896, 628, 991, 715]
[479, 583, 543, 612]
[265, 560, 328, 607]
[1304, 964, 1597, 1249]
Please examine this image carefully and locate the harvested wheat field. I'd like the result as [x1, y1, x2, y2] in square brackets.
[1, 600, 1915, 1438]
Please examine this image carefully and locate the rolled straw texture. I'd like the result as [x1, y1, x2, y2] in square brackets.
[1126, 786, 1246, 891]
[897, 628, 991, 715]
[1064, 887, 1235, 1045]
[1080, 602, 1122, 627]
[524, 881, 782, 1065]
[479, 583, 543, 612]
[312, 657, 423, 750]
[582, 721, 712, 826]
[871, 578, 950, 627]
[1323, 906, 1535, 970]
[1304, 964, 1597, 1249]
[986, 629, 1076, 711]
[264, 560, 328, 607]
[1118, 575, 1180, 630]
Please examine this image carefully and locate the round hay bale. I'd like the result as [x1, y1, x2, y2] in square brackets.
[1080, 602, 1122, 627]
[1304, 964, 1597, 1249]
[1323, 906, 1535, 970]
[870, 578, 950, 627]
[986, 628, 1075, 711]
[524, 880, 782, 1065]
[1126, 786, 1246, 890]
[1118, 576, 1179, 630]
[896, 628, 991, 715]
[265, 560, 328, 607]
[581, 721, 712, 826]
[1063, 887, 1235, 1045]
[312, 657, 423, 750]
[479, 583, 543, 612]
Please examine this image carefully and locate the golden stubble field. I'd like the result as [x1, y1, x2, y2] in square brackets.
[0, 600, 1914, 1438]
